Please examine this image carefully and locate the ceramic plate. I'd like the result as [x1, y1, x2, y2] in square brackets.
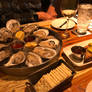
[63, 39, 92, 67]
[51, 17, 76, 30]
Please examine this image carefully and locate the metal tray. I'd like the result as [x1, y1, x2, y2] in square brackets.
[26, 59, 75, 92]
[0, 26, 62, 76]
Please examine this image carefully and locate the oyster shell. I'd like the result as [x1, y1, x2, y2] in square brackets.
[46, 35, 55, 39]
[25, 52, 42, 67]
[0, 49, 11, 62]
[5, 51, 25, 66]
[0, 27, 12, 42]
[23, 24, 38, 33]
[39, 39, 59, 49]
[0, 44, 8, 50]
[33, 29, 49, 39]
[33, 47, 57, 59]
[6, 19, 20, 33]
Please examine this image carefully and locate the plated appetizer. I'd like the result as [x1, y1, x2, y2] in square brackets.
[71, 43, 92, 63]
[0, 19, 60, 67]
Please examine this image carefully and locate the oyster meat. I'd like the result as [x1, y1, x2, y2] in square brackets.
[25, 52, 42, 67]
[33, 29, 49, 38]
[23, 24, 38, 33]
[0, 27, 12, 42]
[0, 44, 8, 50]
[33, 47, 57, 59]
[39, 39, 59, 49]
[0, 49, 11, 62]
[46, 35, 55, 39]
[5, 51, 25, 66]
[6, 19, 20, 33]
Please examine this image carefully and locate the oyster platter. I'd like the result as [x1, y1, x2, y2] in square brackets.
[63, 39, 92, 70]
[0, 19, 62, 76]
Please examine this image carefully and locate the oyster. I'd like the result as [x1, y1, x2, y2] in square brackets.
[39, 39, 59, 49]
[0, 27, 12, 42]
[25, 52, 42, 67]
[0, 49, 11, 62]
[24, 35, 36, 42]
[46, 35, 55, 39]
[33, 29, 49, 39]
[23, 24, 38, 33]
[5, 51, 25, 66]
[33, 47, 57, 59]
[0, 44, 8, 50]
[6, 19, 20, 33]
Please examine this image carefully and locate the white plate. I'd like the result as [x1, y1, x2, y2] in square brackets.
[63, 39, 92, 67]
[51, 17, 76, 30]
[86, 80, 92, 92]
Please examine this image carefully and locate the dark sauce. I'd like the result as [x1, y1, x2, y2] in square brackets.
[71, 46, 86, 54]
[11, 42, 24, 49]
[24, 36, 35, 42]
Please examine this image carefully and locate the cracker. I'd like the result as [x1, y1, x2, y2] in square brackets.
[56, 67, 65, 80]
[51, 69, 61, 83]
[61, 64, 71, 77]
[57, 65, 68, 78]
[40, 76, 51, 90]
[44, 74, 55, 88]
[57, 66, 68, 78]
[55, 68, 64, 81]
[49, 71, 59, 85]
[62, 63, 72, 73]
[50, 70, 60, 84]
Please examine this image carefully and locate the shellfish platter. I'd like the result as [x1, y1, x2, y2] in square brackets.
[63, 39, 92, 70]
[0, 19, 62, 76]
[27, 59, 75, 92]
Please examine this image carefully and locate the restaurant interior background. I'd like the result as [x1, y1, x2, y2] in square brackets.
[0, 0, 92, 92]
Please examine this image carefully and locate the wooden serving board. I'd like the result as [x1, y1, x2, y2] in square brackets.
[63, 39, 92, 70]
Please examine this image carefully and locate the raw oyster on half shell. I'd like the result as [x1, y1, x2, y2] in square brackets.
[0, 44, 8, 50]
[39, 39, 59, 49]
[33, 46, 57, 59]
[33, 29, 49, 39]
[6, 19, 20, 33]
[5, 51, 25, 66]
[46, 35, 55, 39]
[0, 27, 12, 42]
[0, 49, 11, 62]
[25, 52, 42, 67]
[23, 24, 38, 33]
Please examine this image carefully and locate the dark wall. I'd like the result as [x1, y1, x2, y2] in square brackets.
[41, 0, 51, 12]
[79, 0, 92, 4]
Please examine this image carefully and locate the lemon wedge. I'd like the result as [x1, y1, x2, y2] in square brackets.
[15, 31, 25, 41]
[25, 42, 37, 48]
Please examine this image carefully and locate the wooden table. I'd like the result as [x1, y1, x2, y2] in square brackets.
[0, 19, 92, 92]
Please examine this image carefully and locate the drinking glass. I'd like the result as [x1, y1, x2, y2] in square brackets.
[77, 4, 92, 34]
[60, 0, 78, 39]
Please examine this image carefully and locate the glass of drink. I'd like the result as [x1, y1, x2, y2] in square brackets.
[60, 0, 78, 39]
[77, 4, 92, 34]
